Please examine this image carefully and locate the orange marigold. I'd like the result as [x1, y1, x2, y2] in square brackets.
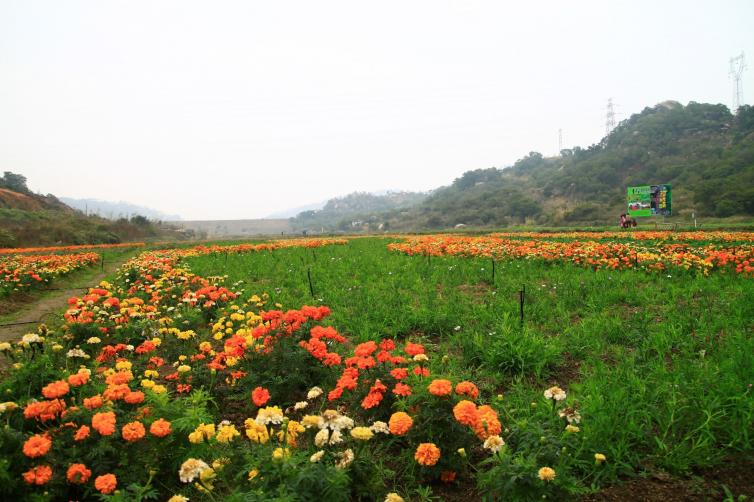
[414, 443, 441, 466]
[474, 405, 502, 440]
[41, 380, 70, 399]
[149, 418, 172, 437]
[121, 421, 146, 442]
[66, 463, 91, 484]
[453, 400, 480, 427]
[67, 371, 90, 387]
[388, 411, 413, 435]
[74, 425, 90, 442]
[252, 386, 270, 407]
[83, 395, 104, 410]
[23, 434, 52, 458]
[404, 342, 425, 356]
[428, 379, 453, 396]
[94, 473, 117, 494]
[23, 465, 53, 485]
[124, 391, 145, 404]
[92, 411, 116, 436]
[455, 381, 479, 400]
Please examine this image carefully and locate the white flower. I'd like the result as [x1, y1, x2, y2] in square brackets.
[294, 401, 308, 411]
[66, 348, 89, 359]
[483, 435, 505, 453]
[370, 421, 390, 434]
[314, 429, 330, 447]
[335, 448, 354, 469]
[22, 334, 42, 344]
[328, 430, 344, 445]
[307, 387, 323, 400]
[179, 458, 210, 483]
[544, 386, 566, 401]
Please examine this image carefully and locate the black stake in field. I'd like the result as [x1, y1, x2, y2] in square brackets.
[307, 267, 315, 297]
[519, 284, 525, 326]
[491, 259, 496, 283]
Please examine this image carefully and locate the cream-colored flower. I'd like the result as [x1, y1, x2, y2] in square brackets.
[310, 450, 325, 463]
[483, 435, 505, 453]
[538, 466, 556, 482]
[544, 386, 566, 401]
[179, 458, 210, 483]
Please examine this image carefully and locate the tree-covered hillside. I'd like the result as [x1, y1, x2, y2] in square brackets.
[291, 191, 427, 232]
[384, 101, 754, 229]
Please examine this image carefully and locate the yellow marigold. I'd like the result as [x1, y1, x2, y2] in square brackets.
[350, 426, 374, 441]
[244, 420, 270, 444]
[216, 424, 240, 443]
[188, 423, 216, 443]
[272, 447, 290, 461]
[385, 494, 405, 502]
[388, 412, 413, 435]
[301, 414, 324, 429]
[414, 443, 441, 466]
[538, 466, 556, 482]
[595, 453, 607, 465]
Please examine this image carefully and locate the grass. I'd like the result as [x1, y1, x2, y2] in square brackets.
[186, 237, 754, 483]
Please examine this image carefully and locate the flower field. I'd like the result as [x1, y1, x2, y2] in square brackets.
[0, 233, 752, 501]
[0, 252, 100, 298]
[388, 235, 754, 276]
[0, 242, 146, 256]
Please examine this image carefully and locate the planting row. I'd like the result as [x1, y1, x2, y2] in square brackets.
[0, 242, 145, 256]
[0, 253, 100, 298]
[491, 230, 754, 243]
[388, 235, 754, 276]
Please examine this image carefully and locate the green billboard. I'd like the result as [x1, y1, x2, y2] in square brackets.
[627, 185, 671, 217]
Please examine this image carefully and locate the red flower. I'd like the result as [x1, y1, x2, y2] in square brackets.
[252, 386, 270, 407]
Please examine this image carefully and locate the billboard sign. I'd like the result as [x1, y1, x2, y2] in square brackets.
[627, 185, 671, 217]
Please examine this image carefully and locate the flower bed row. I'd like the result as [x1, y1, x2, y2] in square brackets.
[0, 238, 602, 501]
[0, 242, 145, 255]
[490, 231, 754, 243]
[0, 252, 100, 297]
[388, 235, 754, 276]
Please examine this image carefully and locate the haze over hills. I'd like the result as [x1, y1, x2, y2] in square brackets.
[290, 101, 754, 232]
[60, 197, 183, 221]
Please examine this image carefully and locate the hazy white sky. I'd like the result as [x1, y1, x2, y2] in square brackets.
[1, 1, 753, 220]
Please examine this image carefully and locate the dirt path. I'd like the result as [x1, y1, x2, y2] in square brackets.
[0, 254, 131, 342]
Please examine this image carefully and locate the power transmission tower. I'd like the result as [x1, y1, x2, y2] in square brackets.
[558, 128, 563, 153]
[605, 98, 616, 136]
[729, 52, 746, 112]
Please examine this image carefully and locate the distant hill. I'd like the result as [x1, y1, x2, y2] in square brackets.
[266, 200, 328, 219]
[290, 191, 428, 232]
[383, 101, 754, 230]
[60, 197, 182, 221]
[0, 172, 188, 248]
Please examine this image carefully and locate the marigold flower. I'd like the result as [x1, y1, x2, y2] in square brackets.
[83, 395, 104, 410]
[404, 342, 425, 356]
[414, 443, 441, 466]
[335, 448, 354, 469]
[392, 382, 412, 396]
[350, 426, 374, 441]
[122, 421, 146, 442]
[41, 380, 70, 399]
[474, 405, 502, 440]
[307, 386, 323, 399]
[388, 412, 413, 435]
[216, 424, 240, 443]
[272, 447, 290, 461]
[23, 434, 52, 458]
[428, 379, 452, 396]
[385, 494, 405, 502]
[455, 381, 479, 400]
[544, 386, 566, 401]
[310, 450, 325, 463]
[92, 411, 117, 436]
[95, 473, 117, 494]
[179, 458, 210, 483]
[74, 425, 90, 441]
[453, 400, 479, 427]
[67, 370, 90, 387]
[23, 465, 53, 485]
[483, 435, 505, 453]
[66, 463, 92, 484]
[595, 453, 607, 465]
[124, 391, 145, 404]
[150, 418, 172, 437]
[538, 466, 556, 482]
